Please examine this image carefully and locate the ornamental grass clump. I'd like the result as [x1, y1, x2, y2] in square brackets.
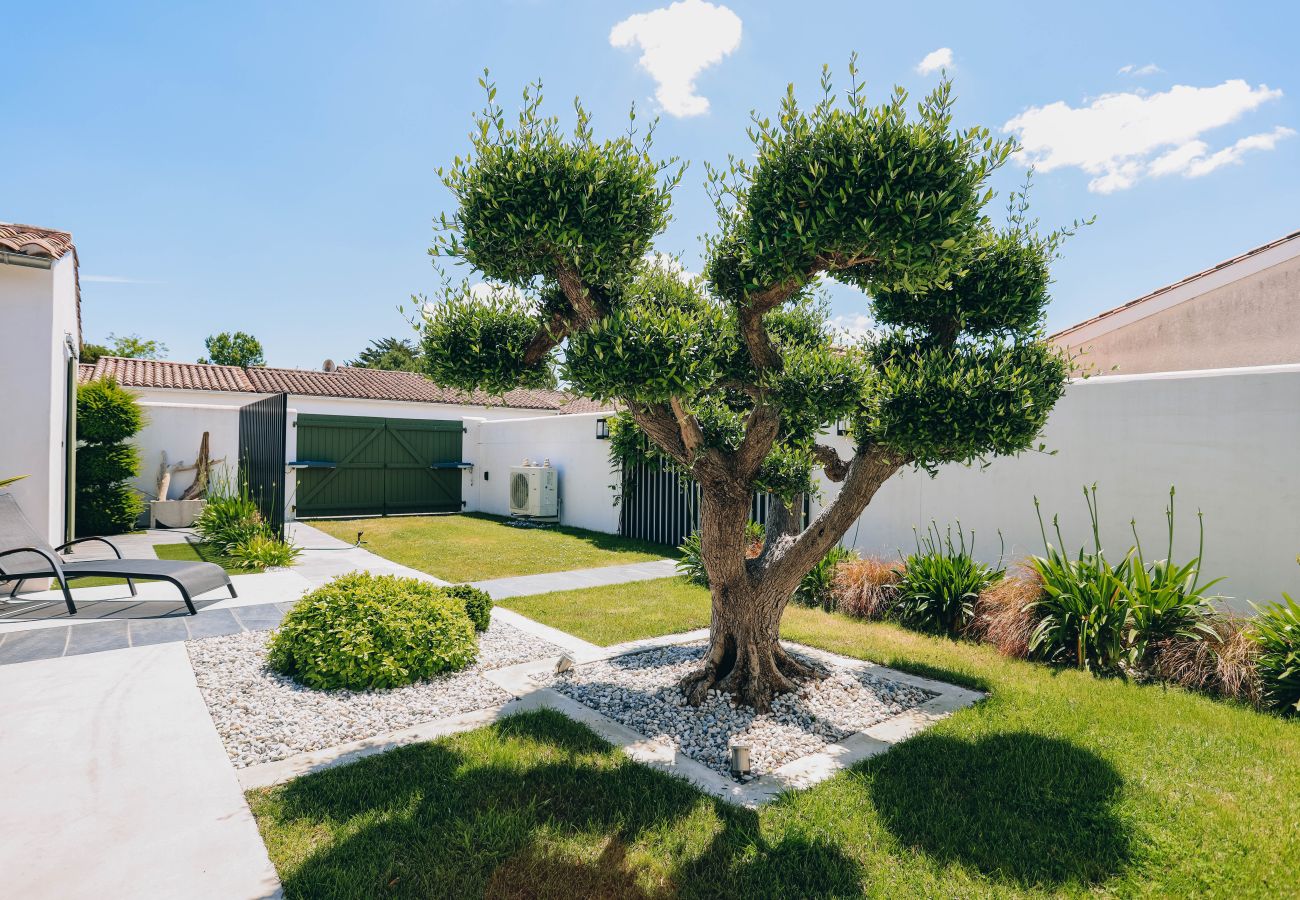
[792, 545, 859, 611]
[831, 556, 903, 620]
[1151, 616, 1262, 707]
[895, 523, 1001, 636]
[968, 564, 1045, 658]
[268, 573, 478, 691]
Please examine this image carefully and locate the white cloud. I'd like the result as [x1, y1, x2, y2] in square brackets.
[828, 314, 878, 345]
[609, 0, 742, 117]
[915, 47, 953, 76]
[1118, 63, 1162, 76]
[1004, 80, 1288, 193]
[82, 274, 158, 284]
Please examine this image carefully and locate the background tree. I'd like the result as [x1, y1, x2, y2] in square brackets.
[422, 67, 1075, 709]
[75, 378, 145, 535]
[350, 337, 424, 372]
[82, 333, 168, 362]
[200, 331, 266, 367]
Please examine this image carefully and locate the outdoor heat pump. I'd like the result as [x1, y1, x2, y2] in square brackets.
[508, 462, 558, 519]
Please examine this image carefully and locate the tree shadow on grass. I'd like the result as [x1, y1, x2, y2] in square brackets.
[864, 731, 1132, 889]
[264, 709, 862, 899]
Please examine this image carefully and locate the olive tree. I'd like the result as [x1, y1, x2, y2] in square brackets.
[422, 67, 1074, 709]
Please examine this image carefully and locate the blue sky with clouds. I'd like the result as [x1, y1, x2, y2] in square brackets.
[4, 0, 1297, 367]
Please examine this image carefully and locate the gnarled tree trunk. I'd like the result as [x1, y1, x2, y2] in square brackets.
[677, 447, 903, 712]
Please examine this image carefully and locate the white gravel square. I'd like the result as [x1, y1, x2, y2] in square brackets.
[537, 641, 936, 782]
[187, 620, 565, 768]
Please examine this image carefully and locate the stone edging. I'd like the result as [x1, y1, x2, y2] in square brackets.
[237, 621, 982, 806]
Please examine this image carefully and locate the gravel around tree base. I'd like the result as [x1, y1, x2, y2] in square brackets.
[538, 641, 935, 781]
[188, 620, 565, 768]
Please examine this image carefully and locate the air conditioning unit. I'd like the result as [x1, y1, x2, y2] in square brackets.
[509, 463, 558, 518]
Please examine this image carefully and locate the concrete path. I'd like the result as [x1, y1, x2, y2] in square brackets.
[469, 558, 679, 599]
[286, 522, 451, 587]
[0, 644, 281, 899]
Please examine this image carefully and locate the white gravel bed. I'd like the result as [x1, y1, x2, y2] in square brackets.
[538, 641, 935, 781]
[187, 620, 565, 768]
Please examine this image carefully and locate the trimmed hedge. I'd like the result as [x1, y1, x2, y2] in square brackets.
[268, 573, 477, 690]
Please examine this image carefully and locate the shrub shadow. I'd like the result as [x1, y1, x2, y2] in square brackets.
[267, 709, 863, 898]
[864, 730, 1132, 888]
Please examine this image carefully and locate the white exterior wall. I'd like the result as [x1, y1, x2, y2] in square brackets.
[0, 256, 77, 543]
[127, 387, 563, 516]
[463, 412, 618, 533]
[814, 364, 1300, 610]
[132, 401, 242, 501]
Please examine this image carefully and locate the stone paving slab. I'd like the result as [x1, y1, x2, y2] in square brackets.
[469, 558, 679, 599]
[0, 644, 281, 899]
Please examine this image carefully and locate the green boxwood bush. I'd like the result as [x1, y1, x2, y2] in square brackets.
[268, 573, 478, 690]
[75, 378, 145, 535]
[441, 584, 493, 632]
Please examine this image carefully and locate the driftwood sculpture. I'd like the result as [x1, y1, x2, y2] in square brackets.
[155, 432, 225, 501]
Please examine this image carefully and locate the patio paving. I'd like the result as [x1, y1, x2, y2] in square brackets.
[0, 643, 281, 899]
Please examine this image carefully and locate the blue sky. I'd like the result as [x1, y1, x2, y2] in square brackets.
[4, 1, 1297, 367]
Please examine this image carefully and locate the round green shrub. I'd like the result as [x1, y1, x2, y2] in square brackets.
[267, 573, 478, 690]
[441, 584, 493, 632]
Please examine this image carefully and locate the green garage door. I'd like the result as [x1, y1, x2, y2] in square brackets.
[294, 414, 462, 518]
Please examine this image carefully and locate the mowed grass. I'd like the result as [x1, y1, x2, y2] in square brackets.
[250, 578, 1300, 898]
[67, 540, 246, 588]
[502, 576, 709, 645]
[308, 513, 673, 582]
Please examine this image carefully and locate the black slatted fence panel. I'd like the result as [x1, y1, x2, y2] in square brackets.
[619, 463, 808, 547]
[238, 393, 288, 539]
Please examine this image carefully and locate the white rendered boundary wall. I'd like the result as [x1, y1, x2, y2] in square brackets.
[814, 364, 1300, 611]
[462, 413, 618, 534]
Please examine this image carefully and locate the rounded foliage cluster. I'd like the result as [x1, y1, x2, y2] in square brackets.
[440, 583, 494, 632]
[857, 337, 1069, 471]
[77, 377, 145, 444]
[566, 263, 727, 403]
[1251, 594, 1300, 714]
[267, 573, 478, 691]
[422, 287, 558, 395]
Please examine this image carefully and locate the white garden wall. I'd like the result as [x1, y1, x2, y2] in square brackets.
[463, 412, 618, 533]
[814, 364, 1300, 610]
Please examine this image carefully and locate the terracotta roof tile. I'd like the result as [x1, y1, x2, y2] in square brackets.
[84, 357, 255, 392]
[0, 222, 75, 259]
[1, 222, 81, 345]
[76, 358, 611, 413]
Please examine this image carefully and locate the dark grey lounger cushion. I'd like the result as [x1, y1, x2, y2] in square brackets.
[60, 558, 231, 598]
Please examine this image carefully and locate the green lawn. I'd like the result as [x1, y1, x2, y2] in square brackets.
[249, 580, 1300, 899]
[68, 540, 246, 588]
[502, 576, 709, 645]
[307, 513, 673, 582]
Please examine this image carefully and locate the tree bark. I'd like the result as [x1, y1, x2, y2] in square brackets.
[678, 445, 905, 712]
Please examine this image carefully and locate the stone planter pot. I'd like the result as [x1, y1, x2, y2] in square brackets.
[150, 499, 206, 529]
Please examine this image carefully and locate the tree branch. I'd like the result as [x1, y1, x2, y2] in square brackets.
[811, 443, 851, 482]
[762, 444, 905, 589]
[669, 397, 706, 457]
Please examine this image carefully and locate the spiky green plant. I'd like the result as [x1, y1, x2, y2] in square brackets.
[895, 522, 1001, 636]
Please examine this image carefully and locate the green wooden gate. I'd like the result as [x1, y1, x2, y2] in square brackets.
[293, 415, 462, 518]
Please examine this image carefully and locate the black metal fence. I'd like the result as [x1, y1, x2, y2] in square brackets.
[238, 393, 288, 538]
[618, 461, 808, 547]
